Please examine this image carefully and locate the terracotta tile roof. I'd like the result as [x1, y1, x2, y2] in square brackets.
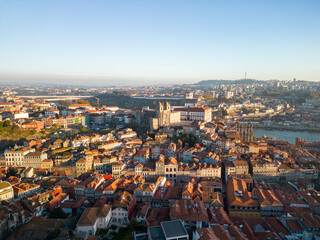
[266, 217, 290, 236]
[136, 203, 150, 218]
[286, 219, 304, 231]
[76, 158, 86, 164]
[228, 178, 259, 208]
[234, 160, 248, 167]
[197, 228, 218, 240]
[166, 156, 178, 165]
[213, 208, 232, 225]
[170, 200, 209, 222]
[231, 216, 279, 240]
[77, 204, 111, 226]
[256, 188, 283, 207]
[291, 212, 320, 229]
[146, 207, 170, 227]
[210, 225, 232, 240]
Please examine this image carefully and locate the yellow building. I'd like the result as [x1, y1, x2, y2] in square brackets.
[85, 152, 94, 170]
[24, 151, 48, 169]
[135, 163, 143, 176]
[227, 178, 260, 217]
[41, 159, 53, 172]
[234, 160, 249, 175]
[251, 160, 278, 181]
[76, 158, 89, 177]
[112, 162, 126, 179]
[165, 157, 178, 182]
[0, 181, 14, 201]
[155, 155, 165, 175]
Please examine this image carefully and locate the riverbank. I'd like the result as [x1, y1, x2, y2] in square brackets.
[255, 124, 320, 132]
[254, 128, 320, 144]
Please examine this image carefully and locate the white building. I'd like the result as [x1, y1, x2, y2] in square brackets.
[5, 147, 35, 167]
[44, 108, 59, 117]
[14, 112, 29, 119]
[174, 107, 212, 122]
[76, 204, 112, 238]
[111, 207, 130, 226]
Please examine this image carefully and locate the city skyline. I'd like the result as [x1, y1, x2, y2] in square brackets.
[0, 0, 320, 85]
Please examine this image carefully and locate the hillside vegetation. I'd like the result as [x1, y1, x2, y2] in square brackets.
[0, 120, 60, 152]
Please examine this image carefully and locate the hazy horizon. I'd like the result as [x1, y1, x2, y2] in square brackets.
[1, 72, 318, 88]
[1, 0, 319, 85]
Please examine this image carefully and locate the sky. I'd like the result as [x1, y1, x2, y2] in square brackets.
[0, 0, 319, 86]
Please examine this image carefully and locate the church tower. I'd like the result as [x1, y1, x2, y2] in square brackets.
[236, 122, 253, 142]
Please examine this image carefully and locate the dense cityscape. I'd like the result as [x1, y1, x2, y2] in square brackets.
[0, 79, 319, 240]
[1, 0, 320, 239]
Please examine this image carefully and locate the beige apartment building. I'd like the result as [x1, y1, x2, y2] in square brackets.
[251, 160, 278, 181]
[112, 162, 126, 179]
[0, 181, 14, 201]
[5, 147, 35, 167]
[76, 158, 92, 177]
[24, 151, 48, 169]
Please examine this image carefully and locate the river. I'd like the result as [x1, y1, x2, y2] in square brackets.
[254, 128, 320, 144]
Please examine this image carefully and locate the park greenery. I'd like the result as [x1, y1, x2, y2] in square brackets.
[0, 120, 61, 152]
[0, 120, 61, 141]
[48, 207, 67, 219]
[45, 228, 61, 240]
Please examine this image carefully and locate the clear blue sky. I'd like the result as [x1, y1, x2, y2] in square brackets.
[0, 0, 319, 86]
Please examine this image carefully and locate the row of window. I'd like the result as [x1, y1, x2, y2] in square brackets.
[166, 168, 177, 172]
[5, 153, 23, 157]
[166, 174, 176, 178]
[232, 212, 260, 217]
[112, 212, 127, 216]
[25, 156, 43, 159]
[6, 158, 23, 161]
[231, 206, 259, 210]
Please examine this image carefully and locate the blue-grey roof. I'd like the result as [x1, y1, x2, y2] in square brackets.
[148, 226, 165, 240]
[161, 220, 188, 238]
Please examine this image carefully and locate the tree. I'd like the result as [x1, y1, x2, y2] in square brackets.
[129, 218, 140, 231]
[3, 120, 11, 128]
[221, 109, 228, 116]
[6, 167, 18, 178]
[148, 132, 155, 139]
[204, 93, 213, 100]
[46, 228, 61, 240]
[68, 229, 74, 237]
[310, 91, 320, 99]
[58, 100, 72, 106]
[48, 207, 67, 219]
[80, 127, 89, 133]
[12, 125, 21, 133]
[77, 99, 90, 105]
[110, 224, 117, 231]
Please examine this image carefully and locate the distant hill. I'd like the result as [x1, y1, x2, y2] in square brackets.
[196, 79, 263, 85]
